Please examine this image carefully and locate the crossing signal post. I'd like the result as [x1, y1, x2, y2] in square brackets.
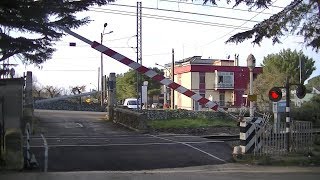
[268, 79, 306, 152]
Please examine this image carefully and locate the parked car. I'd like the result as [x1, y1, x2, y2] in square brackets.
[151, 103, 163, 109]
[123, 98, 140, 109]
[151, 103, 158, 109]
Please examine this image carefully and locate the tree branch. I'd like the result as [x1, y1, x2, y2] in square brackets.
[225, 0, 306, 45]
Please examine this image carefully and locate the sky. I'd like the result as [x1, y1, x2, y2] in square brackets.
[13, 0, 320, 92]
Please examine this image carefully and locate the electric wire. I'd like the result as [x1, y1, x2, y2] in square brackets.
[159, 0, 285, 9]
[109, 1, 276, 15]
[93, 5, 263, 23]
[89, 8, 253, 30]
[200, 0, 278, 46]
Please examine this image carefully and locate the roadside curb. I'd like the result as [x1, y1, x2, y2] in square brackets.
[100, 164, 320, 174]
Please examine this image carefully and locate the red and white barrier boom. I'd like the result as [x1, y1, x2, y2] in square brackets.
[61, 27, 236, 118]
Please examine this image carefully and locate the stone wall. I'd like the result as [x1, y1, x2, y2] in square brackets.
[113, 108, 148, 131]
[35, 100, 106, 112]
[132, 109, 230, 120]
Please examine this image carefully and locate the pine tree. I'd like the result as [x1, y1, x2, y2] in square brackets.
[204, 0, 320, 51]
[0, 0, 114, 64]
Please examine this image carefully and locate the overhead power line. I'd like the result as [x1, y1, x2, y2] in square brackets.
[106, 35, 136, 42]
[54, 43, 133, 48]
[159, 0, 285, 10]
[39, 70, 97, 72]
[201, 0, 277, 46]
[89, 8, 253, 30]
[99, 4, 263, 23]
[144, 52, 172, 57]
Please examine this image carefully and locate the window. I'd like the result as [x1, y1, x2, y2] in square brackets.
[224, 76, 232, 83]
[128, 100, 139, 105]
[219, 93, 225, 106]
[216, 72, 234, 88]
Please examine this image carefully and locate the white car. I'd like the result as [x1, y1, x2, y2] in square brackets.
[123, 98, 140, 109]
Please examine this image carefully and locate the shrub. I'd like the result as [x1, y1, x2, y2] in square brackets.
[292, 95, 320, 125]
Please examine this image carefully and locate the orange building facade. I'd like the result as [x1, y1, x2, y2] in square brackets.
[163, 56, 262, 110]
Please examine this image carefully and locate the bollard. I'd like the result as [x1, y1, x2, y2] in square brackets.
[41, 134, 48, 172]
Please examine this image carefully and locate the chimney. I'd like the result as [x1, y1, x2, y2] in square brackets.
[234, 54, 239, 66]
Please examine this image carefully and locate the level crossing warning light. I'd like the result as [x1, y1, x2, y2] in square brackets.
[296, 84, 306, 99]
[269, 87, 282, 102]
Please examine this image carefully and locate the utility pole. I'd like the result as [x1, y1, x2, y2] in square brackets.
[299, 55, 302, 84]
[98, 67, 100, 95]
[100, 23, 113, 107]
[285, 77, 291, 152]
[136, 1, 142, 110]
[171, 48, 175, 109]
[100, 32, 104, 107]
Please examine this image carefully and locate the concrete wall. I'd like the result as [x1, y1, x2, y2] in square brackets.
[0, 78, 24, 130]
[205, 72, 215, 90]
[177, 72, 192, 110]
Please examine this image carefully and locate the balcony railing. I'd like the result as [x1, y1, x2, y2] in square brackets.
[215, 83, 234, 89]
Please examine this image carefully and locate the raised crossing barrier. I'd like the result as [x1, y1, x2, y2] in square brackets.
[60, 27, 238, 120]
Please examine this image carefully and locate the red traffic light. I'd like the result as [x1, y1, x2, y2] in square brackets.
[269, 87, 282, 102]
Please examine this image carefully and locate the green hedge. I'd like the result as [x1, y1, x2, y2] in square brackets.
[292, 95, 320, 125]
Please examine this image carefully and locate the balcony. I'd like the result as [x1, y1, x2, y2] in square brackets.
[215, 82, 234, 89]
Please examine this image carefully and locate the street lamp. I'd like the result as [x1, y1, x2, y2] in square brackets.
[246, 54, 256, 118]
[100, 23, 113, 106]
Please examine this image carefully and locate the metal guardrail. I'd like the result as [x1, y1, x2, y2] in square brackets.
[41, 134, 48, 172]
[25, 123, 40, 169]
[25, 123, 32, 167]
[0, 97, 5, 156]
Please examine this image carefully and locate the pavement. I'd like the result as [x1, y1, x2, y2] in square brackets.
[27, 109, 233, 172]
[1, 164, 320, 180]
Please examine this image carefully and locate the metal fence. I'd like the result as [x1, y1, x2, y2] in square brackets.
[256, 121, 313, 156]
[0, 97, 4, 156]
[291, 121, 313, 153]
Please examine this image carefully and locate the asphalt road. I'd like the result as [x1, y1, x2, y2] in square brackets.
[28, 109, 232, 172]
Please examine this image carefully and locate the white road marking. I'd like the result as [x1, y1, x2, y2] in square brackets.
[25, 140, 223, 148]
[76, 123, 84, 128]
[24, 134, 147, 139]
[25, 136, 155, 140]
[148, 134, 227, 163]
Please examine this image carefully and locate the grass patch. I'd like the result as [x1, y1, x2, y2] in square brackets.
[234, 144, 320, 166]
[148, 118, 236, 129]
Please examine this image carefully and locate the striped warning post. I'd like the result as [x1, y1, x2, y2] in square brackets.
[61, 28, 220, 112]
[25, 123, 38, 168]
[25, 123, 31, 167]
[239, 117, 263, 154]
